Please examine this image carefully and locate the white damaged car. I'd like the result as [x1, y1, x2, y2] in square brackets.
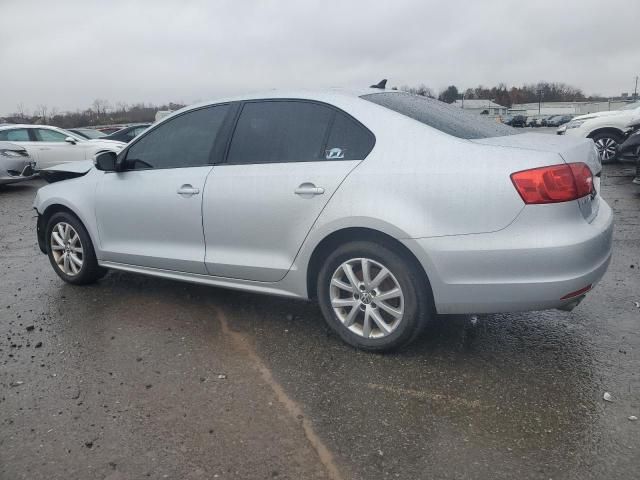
[0, 124, 125, 169]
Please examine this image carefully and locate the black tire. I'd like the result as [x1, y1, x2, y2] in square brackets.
[591, 131, 623, 164]
[317, 241, 433, 352]
[46, 211, 107, 285]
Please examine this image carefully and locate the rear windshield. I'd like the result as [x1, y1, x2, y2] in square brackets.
[361, 92, 518, 139]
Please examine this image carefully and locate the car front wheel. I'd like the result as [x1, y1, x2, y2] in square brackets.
[46, 212, 106, 285]
[591, 131, 623, 164]
[317, 241, 433, 352]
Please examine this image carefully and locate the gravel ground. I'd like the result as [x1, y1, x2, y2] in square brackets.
[1, 161, 638, 480]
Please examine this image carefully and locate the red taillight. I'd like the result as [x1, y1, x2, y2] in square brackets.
[561, 284, 592, 300]
[510, 162, 594, 204]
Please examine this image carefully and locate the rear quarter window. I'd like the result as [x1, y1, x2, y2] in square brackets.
[361, 92, 518, 140]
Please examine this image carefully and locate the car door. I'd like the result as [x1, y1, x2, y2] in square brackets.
[31, 128, 84, 168]
[95, 104, 231, 274]
[203, 100, 375, 282]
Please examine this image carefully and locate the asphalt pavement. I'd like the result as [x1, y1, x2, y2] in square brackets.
[1, 160, 639, 480]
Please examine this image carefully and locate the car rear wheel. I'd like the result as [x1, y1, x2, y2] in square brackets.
[591, 131, 623, 164]
[317, 241, 433, 351]
[46, 212, 107, 285]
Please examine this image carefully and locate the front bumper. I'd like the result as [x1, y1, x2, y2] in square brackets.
[36, 213, 47, 254]
[402, 200, 614, 315]
[0, 160, 37, 185]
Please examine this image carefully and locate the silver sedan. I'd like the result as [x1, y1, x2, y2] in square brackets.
[0, 141, 36, 185]
[33, 87, 613, 351]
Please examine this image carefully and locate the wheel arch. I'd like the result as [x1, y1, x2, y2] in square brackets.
[38, 203, 90, 254]
[305, 227, 434, 303]
[586, 127, 624, 140]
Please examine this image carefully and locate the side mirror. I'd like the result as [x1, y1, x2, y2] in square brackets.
[64, 136, 77, 144]
[94, 151, 118, 171]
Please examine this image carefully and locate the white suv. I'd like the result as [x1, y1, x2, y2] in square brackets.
[558, 101, 640, 163]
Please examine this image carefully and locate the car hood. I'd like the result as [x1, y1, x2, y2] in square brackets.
[41, 159, 94, 174]
[572, 110, 626, 121]
[85, 139, 126, 149]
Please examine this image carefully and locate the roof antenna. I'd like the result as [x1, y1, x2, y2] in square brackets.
[370, 79, 387, 89]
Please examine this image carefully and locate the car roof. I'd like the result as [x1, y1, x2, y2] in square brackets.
[0, 124, 65, 131]
[170, 87, 390, 115]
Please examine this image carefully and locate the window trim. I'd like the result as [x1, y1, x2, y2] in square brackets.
[219, 98, 376, 166]
[118, 102, 234, 172]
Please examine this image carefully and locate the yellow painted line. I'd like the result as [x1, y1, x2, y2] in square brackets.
[215, 307, 344, 480]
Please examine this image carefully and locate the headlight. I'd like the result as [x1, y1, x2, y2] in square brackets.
[0, 149, 27, 158]
[566, 119, 586, 129]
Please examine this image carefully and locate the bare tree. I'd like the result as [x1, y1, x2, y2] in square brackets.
[400, 84, 435, 98]
[35, 104, 48, 123]
[16, 102, 28, 121]
[92, 98, 111, 117]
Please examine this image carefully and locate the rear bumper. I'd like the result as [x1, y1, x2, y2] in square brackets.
[403, 200, 614, 315]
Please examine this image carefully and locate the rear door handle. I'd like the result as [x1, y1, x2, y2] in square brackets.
[294, 183, 325, 196]
[177, 184, 200, 196]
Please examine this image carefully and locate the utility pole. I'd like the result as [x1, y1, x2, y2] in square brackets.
[634, 76, 638, 101]
[537, 89, 543, 114]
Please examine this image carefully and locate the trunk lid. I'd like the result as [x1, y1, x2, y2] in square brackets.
[471, 133, 601, 222]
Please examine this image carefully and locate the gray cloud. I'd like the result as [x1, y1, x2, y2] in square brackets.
[1, 0, 638, 115]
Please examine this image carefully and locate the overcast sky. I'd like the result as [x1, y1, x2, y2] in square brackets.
[1, 0, 638, 115]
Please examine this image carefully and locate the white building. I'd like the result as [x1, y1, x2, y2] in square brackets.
[453, 99, 508, 116]
[510, 100, 634, 116]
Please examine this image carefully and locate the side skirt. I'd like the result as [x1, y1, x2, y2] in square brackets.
[98, 261, 304, 299]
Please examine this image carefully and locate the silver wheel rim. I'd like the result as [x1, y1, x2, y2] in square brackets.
[329, 258, 405, 339]
[50, 222, 84, 276]
[594, 137, 618, 161]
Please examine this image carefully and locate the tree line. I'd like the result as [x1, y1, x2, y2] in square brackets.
[4, 99, 185, 128]
[2, 81, 609, 127]
[401, 81, 606, 106]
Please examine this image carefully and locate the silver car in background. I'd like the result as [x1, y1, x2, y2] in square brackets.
[0, 141, 36, 185]
[33, 87, 614, 351]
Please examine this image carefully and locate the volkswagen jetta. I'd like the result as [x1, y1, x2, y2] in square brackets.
[33, 87, 614, 351]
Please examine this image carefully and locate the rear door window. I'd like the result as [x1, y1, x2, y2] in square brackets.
[0, 128, 30, 141]
[227, 100, 333, 164]
[361, 92, 518, 139]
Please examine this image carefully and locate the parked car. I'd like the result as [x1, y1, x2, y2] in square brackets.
[103, 124, 151, 143]
[528, 116, 547, 127]
[97, 126, 125, 134]
[510, 115, 527, 128]
[546, 115, 573, 127]
[0, 141, 37, 185]
[0, 125, 125, 169]
[33, 88, 613, 351]
[68, 128, 107, 140]
[558, 101, 640, 163]
[617, 117, 640, 159]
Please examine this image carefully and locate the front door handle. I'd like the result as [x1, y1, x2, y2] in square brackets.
[294, 183, 325, 197]
[177, 184, 200, 196]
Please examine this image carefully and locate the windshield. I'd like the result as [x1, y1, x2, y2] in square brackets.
[76, 128, 106, 139]
[620, 101, 640, 110]
[361, 92, 518, 139]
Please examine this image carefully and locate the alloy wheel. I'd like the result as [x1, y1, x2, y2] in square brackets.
[50, 222, 84, 276]
[329, 258, 405, 339]
[594, 137, 618, 162]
